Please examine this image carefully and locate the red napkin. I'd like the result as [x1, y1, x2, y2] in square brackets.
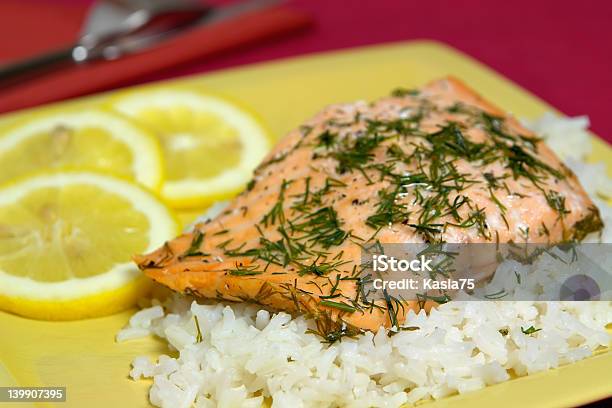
[0, 1, 312, 113]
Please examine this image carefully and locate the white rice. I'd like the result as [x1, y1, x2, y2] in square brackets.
[118, 113, 612, 408]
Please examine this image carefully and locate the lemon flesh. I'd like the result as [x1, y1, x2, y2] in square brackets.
[0, 110, 163, 191]
[0, 173, 177, 320]
[111, 90, 270, 208]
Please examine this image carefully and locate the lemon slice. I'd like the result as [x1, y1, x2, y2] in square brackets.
[0, 109, 164, 191]
[110, 89, 270, 208]
[0, 172, 178, 320]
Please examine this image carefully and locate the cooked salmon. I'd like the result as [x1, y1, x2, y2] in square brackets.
[135, 77, 603, 339]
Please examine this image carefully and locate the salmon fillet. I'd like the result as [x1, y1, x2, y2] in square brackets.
[135, 77, 603, 339]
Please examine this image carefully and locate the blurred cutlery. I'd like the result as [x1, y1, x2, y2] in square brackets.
[0, 0, 279, 87]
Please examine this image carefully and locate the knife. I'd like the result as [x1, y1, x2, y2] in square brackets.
[0, 0, 281, 87]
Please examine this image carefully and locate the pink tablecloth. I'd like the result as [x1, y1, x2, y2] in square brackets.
[2, 0, 611, 142]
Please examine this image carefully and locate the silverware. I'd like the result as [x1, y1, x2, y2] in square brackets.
[0, 0, 279, 87]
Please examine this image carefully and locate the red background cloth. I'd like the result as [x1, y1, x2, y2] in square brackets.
[1, 0, 611, 143]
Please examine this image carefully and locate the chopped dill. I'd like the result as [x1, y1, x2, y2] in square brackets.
[332, 131, 388, 174]
[261, 179, 291, 227]
[483, 172, 506, 189]
[227, 263, 263, 276]
[391, 87, 420, 97]
[365, 184, 411, 229]
[544, 190, 570, 217]
[179, 230, 209, 259]
[316, 130, 337, 149]
[504, 144, 564, 184]
[416, 293, 451, 310]
[521, 326, 542, 335]
[246, 179, 256, 191]
[289, 206, 349, 249]
[306, 322, 361, 344]
[299, 125, 313, 136]
[426, 122, 485, 161]
[291, 177, 346, 213]
[320, 300, 357, 313]
[484, 289, 508, 299]
[538, 222, 550, 238]
[388, 326, 420, 337]
[194, 315, 203, 342]
[297, 257, 349, 277]
[383, 290, 405, 328]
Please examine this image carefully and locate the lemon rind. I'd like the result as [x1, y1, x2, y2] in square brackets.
[0, 275, 152, 321]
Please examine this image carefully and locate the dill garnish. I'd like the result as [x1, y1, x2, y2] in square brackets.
[391, 87, 420, 97]
[504, 144, 563, 184]
[514, 271, 522, 284]
[316, 130, 337, 149]
[332, 131, 388, 174]
[227, 263, 263, 276]
[426, 122, 484, 161]
[291, 177, 346, 213]
[483, 172, 507, 189]
[229, 174, 352, 275]
[297, 257, 349, 277]
[194, 315, 203, 342]
[306, 320, 362, 344]
[179, 230, 209, 259]
[521, 326, 541, 335]
[538, 222, 551, 238]
[262, 179, 291, 227]
[365, 184, 411, 229]
[484, 289, 508, 299]
[320, 300, 357, 313]
[383, 289, 405, 328]
[290, 207, 349, 248]
[246, 179, 256, 191]
[388, 326, 420, 337]
[544, 190, 570, 217]
[255, 226, 309, 267]
[299, 125, 314, 137]
[416, 293, 451, 310]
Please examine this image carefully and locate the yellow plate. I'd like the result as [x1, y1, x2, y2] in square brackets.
[0, 41, 610, 408]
